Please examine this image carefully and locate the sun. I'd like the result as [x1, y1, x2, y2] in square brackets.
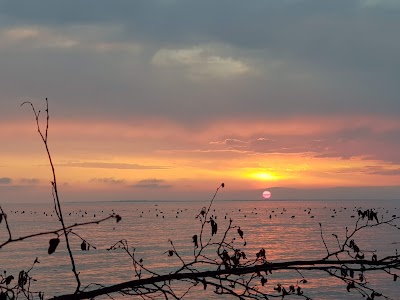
[263, 190, 272, 199]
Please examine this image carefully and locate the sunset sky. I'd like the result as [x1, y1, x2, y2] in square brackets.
[1, 1, 400, 202]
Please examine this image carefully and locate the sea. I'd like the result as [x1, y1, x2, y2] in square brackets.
[0, 199, 399, 300]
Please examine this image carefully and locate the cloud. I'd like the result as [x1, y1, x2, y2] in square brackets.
[57, 162, 169, 170]
[363, 166, 400, 176]
[209, 136, 313, 155]
[205, 120, 400, 164]
[133, 179, 172, 189]
[361, 0, 400, 9]
[209, 138, 249, 147]
[152, 46, 250, 79]
[0, 25, 143, 54]
[94, 42, 141, 54]
[0, 26, 79, 49]
[0, 177, 12, 184]
[19, 178, 40, 185]
[90, 177, 125, 185]
[316, 164, 400, 180]
[1, 1, 399, 124]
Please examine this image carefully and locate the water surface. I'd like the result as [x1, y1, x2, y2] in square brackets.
[1, 199, 399, 299]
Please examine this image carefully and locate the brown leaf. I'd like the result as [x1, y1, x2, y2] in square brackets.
[81, 241, 87, 251]
[347, 281, 355, 292]
[203, 280, 207, 290]
[115, 215, 122, 223]
[4, 275, 14, 285]
[48, 238, 60, 255]
[192, 235, 198, 248]
[261, 277, 267, 286]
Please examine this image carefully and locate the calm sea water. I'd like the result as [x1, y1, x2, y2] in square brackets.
[0, 199, 399, 299]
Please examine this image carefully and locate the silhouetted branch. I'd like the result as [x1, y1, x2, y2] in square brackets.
[52, 258, 399, 299]
[0, 212, 119, 249]
[18, 99, 124, 296]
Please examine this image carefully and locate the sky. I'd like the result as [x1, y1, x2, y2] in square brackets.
[1, 0, 400, 202]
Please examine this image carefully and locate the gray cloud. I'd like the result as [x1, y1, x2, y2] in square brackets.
[364, 166, 400, 176]
[209, 139, 249, 147]
[19, 178, 40, 184]
[322, 165, 400, 176]
[0, 177, 12, 184]
[208, 125, 400, 164]
[209, 136, 325, 155]
[90, 177, 125, 185]
[133, 179, 172, 189]
[0, 1, 399, 124]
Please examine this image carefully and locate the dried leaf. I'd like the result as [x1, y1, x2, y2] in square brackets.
[115, 215, 122, 223]
[256, 248, 266, 259]
[237, 227, 244, 239]
[297, 286, 303, 295]
[18, 271, 28, 287]
[346, 281, 355, 292]
[81, 241, 87, 251]
[210, 219, 218, 236]
[355, 252, 364, 260]
[192, 235, 198, 248]
[4, 275, 14, 285]
[261, 277, 267, 286]
[48, 238, 60, 255]
[274, 284, 282, 293]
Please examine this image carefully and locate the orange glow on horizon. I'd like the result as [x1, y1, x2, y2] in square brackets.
[2, 114, 400, 202]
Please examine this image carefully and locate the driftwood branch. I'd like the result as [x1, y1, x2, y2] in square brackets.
[52, 258, 400, 299]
